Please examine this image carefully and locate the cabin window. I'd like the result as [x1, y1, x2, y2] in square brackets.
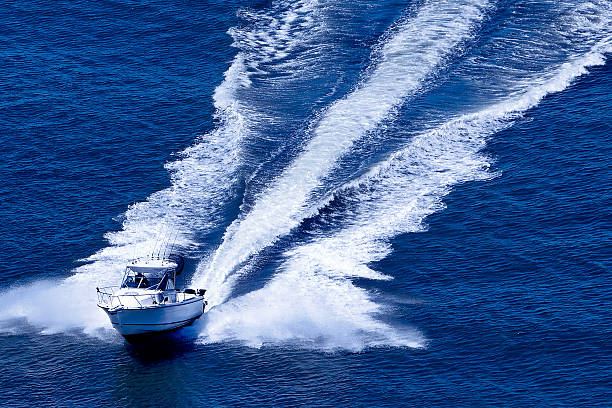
[121, 274, 163, 289]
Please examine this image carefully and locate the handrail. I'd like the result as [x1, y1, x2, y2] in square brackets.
[96, 287, 160, 309]
[96, 286, 204, 310]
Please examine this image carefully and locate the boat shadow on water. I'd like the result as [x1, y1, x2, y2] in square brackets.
[123, 327, 200, 362]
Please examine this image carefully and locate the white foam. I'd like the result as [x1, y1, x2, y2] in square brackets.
[195, 25, 612, 351]
[231, 0, 323, 73]
[0, 75, 250, 335]
[2, 0, 609, 345]
[326, 32, 612, 257]
[0, 0, 322, 336]
[197, 265, 425, 351]
[193, 0, 493, 306]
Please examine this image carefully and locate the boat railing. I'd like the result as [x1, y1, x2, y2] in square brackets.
[96, 286, 118, 307]
[96, 286, 162, 309]
[97, 286, 205, 309]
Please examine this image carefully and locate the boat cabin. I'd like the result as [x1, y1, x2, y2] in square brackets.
[120, 260, 178, 291]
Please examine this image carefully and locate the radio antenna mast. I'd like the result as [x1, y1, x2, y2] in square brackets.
[155, 222, 171, 259]
[166, 228, 180, 258]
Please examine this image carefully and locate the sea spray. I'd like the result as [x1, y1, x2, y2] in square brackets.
[195, 34, 612, 351]
[0, 0, 323, 336]
[193, 0, 493, 306]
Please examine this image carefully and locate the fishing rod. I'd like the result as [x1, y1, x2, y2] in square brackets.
[165, 228, 180, 259]
[155, 222, 172, 259]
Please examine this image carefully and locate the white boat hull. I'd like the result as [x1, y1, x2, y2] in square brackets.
[102, 296, 205, 337]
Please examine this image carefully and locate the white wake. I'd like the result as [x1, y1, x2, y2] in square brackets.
[193, 0, 493, 306]
[0, 0, 323, 336]
[196, 15, 612, 350]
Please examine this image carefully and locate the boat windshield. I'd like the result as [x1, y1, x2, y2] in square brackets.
[121, 272, 172, 290]
[120, 262, 177, 290]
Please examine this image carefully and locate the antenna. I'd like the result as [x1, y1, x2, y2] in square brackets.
[166, 228, 180, 258]
[151, 220, 169, 259]
[149, 222, 162, 260]
[131, 238, 136, 264]
[156, 222, 170, 259]
[130, 201, 137, 262]
[162, 230, 170, 259]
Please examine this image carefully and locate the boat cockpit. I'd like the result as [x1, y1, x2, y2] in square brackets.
[120, 264, 177, 291]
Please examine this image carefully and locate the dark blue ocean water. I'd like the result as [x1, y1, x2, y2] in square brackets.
[1, 0, 611, 406]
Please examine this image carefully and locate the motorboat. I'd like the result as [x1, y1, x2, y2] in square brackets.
[96, 254, 207, 339]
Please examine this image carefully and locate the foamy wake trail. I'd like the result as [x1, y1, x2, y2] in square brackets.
[0, 59, 249, 336]
[0, 0, 322, 336]
[194, 0, 492, 305]
[198, 27, 611, 350]
[198, 266, 425, 351]
[288, 36, 612, 284]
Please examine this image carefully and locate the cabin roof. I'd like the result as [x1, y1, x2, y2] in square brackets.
[127, 257, 178, 275]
